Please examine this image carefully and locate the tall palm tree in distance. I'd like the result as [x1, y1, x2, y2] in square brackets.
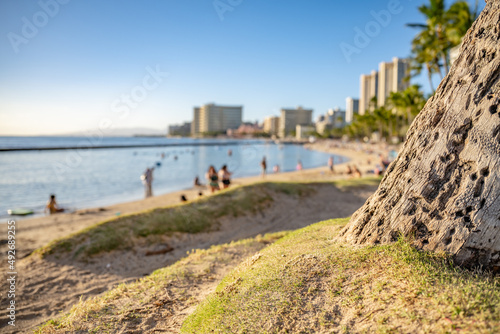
[407, 0, 478, 90]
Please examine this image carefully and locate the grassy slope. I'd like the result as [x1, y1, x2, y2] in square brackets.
[182, 219, 500, 334]
[35, 232, 289, 333]
[34, 178, 379, 261]
[33, 178, 499, 333]
[35, 182, 313, 260]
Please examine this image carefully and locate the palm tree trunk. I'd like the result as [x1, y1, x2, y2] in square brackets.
[340, 0, 500, 271]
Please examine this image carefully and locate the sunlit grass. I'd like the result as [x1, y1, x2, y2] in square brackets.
[182, 218, 500, 333]
[34, 232, 289, 333]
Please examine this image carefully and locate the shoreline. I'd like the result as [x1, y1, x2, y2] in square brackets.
[1, 155, 344, 222]
[2, 140, 386, 258]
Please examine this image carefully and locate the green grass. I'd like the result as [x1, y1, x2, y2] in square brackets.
[35, 182, 313, 259]
[35, 232, 289, 334]
[331, 176, 382, 189]
[182, 218, 500, 334]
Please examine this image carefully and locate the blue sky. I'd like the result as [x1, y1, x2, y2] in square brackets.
[0, 0, 484, 135]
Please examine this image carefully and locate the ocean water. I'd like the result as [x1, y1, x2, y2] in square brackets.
[0, 136, 230, 150]
[0, 137, 346, 219]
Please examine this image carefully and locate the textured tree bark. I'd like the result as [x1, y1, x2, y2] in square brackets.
[340, 0, 500, 272]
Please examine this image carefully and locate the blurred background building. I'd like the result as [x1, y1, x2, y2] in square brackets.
[191, 103, 243, 135]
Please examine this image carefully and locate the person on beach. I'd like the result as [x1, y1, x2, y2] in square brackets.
[346, 165, 353, 175]
[353, 165, 362, 178]
[379, 154, 391, 171]
[273, 164, 280, 173]
[141, 167, 154, 198]
[194, 176, 203, 187]
[328, 156, 335, 173]
[206, 165, 220, 193]
[296, 160, 303, 171]
[45, 194, 64, 214]
[219, 164, 232, 189]
[261, 156, 267, 177]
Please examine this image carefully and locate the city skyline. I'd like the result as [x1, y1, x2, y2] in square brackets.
[0, 0, 484, 136]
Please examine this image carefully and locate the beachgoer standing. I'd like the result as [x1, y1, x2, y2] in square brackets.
[141, 167, 154, 198]
[206, 165, 220, 193]
[45, 194, 64, 214]
[328, 156, 334, 173]
[273, 164, 280, 173]
[296, 160, 303, 171]
[219, 165, 232, 189]
[261, 156, 267, 177]
[194, 176, 203, 187]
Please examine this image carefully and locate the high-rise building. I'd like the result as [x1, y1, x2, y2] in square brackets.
[263, 116, 280, 136]
[328, 108, 346, 128]
[191, 103, 243, 135]
[378, 57, 410, 107]
[315, 108, 345, 134]
[191, 107, 201, 135]
[345, 97, 359, 124]
[359, 70, 378, 115]
[279, 106, 313, 138]
[296, 125, 315, 140]
[169, 122, 191, 136]
[358, 58, 410, 115]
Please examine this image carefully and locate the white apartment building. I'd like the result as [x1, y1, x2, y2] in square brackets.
[359, 70, 378, 115]
[377, 57, 410, 107]
[191, 103, 243, 135]
[358, 58, 410, 114]
[279, 106, 313, 138]
[263, 116, 280, 136]
[296, 125, 316, 140]
[345, 97, 359, 124]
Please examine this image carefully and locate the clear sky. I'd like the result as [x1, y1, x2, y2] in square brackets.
[0, 0, 484, 136]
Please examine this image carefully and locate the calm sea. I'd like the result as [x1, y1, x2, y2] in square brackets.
[0, 136, 346, 219]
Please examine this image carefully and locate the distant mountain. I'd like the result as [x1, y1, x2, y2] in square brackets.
[61, 127, 167, 137]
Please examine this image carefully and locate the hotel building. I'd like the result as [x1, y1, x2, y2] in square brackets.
[279, 106, 313, 138]
[345, 97, 359, 124]
[377, 57, 410, 107]
[191, 103, 243, 135]
[359, 70, 378, 115]
[263, 116, 280, 136]
[359, 58, 410, 115]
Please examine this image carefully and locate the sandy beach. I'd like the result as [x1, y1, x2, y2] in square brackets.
[0, 140, 395, 333]
[2, 140, 394, 258]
